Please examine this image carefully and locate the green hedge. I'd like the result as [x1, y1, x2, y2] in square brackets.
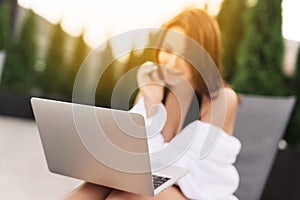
[218, 0, 300, 146]
[231, 0, 286, 96]
[285, 47, 300, 146]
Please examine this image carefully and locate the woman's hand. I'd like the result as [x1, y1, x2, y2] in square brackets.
[137, 61, 165, 117]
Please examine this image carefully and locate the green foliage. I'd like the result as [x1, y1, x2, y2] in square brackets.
[65, 34, 90, 97]
[1, 9, 37, 92]
[41, 22, 67, 97]
[217, 0, 246, 82]
[95, 41, 115, 107]
[294, 47, 300, 92]
[40, 25, 94, 100]
[232, 0, 286, 96]
[0, 1, 10, 50]
[285, 47, 300, 146]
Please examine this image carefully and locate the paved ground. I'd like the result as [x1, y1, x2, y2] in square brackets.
[0, 116, 83, 200]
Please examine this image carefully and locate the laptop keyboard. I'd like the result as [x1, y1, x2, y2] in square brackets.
[152, 174, 171, 190]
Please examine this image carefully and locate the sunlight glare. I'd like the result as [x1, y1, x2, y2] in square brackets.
[17, 0, 225, 48]
[282, 0, 300, 41]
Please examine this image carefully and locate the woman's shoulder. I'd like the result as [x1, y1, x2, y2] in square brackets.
[221, 87, 238, 134]
[207, 87, 238, 105]
[223, 87, 238, 106]
[209, 87, 238, 134]
[203, 87, 238, 109]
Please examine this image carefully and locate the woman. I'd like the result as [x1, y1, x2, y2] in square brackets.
[63, 8, 241, 200]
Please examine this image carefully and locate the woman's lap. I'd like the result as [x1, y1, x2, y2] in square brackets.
[62, 183, 188, 200]
[61, 182, 112, 200]
[106, 186, 188, 200]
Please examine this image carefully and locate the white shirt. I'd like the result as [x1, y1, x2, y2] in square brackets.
[130, 97, 242, 200]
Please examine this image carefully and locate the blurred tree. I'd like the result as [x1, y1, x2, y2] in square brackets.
[285, 46, 300, 146]
[65, 33, 90, 97]
[41, 22, 67, 97]
[0, 0, 18, 44]
[8, 0, 18, 42]
[0, 1, 10, 50]
[232, 0, 286, 95]
[95, 41, 115, 107]
[2, 9, 37, 92]
[217, 0, 246, 82]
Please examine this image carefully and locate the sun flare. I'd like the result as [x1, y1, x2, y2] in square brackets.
[17, 0, 225, 49]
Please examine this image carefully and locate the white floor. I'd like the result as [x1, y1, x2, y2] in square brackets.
[0, 116, 83, 200]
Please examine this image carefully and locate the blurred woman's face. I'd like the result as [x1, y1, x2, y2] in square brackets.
[158, 26, 194, 88]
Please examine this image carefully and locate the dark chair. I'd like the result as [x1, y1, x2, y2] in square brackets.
[233, 94, 296, 200]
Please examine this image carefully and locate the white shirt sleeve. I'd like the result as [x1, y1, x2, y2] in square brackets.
[173, 121, 241, 200]
[129, 97, 166, 153]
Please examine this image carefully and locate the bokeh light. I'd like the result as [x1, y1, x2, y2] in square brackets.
[17, 0, 224, 49]
[282, 0, 300, 42]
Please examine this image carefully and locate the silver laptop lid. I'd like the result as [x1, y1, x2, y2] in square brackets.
[31, 97, 155, 196]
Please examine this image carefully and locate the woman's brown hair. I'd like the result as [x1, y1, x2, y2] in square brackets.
[157, 8, 223, 97]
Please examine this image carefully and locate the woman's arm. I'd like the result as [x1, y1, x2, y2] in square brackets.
[135, 62, 165, 118]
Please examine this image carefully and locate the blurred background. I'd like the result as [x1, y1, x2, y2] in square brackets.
[0, 0, 300, 199]
[0, 0, 299, 145]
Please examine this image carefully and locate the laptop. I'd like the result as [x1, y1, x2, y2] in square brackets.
[31, 97, 189, 196]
